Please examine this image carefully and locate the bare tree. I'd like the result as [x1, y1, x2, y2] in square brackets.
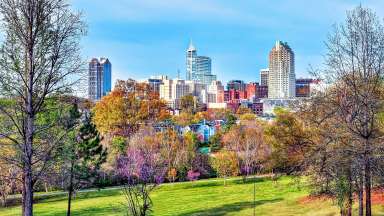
[313, 6, 384, 216]
[0, 0, 86, 215]
[223, 120, 269, 181]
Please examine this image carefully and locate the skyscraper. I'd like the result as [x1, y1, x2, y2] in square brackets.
[88, 58, 112, 101]
[268, 41, 295, 98]
[186, 41, 217, 85]
[186, 42, 197, 81]
[260, 68, 269, 86]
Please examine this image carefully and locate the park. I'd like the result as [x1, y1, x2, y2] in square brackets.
[1, 176, 372, 216]
[1, 1, 384, 216]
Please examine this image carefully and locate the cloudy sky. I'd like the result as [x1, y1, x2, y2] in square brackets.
[71, 0, 384, 85]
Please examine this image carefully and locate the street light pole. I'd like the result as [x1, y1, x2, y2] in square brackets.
[253, 176, 256, 216]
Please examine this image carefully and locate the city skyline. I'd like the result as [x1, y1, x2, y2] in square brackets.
[73, 0, 384, 85]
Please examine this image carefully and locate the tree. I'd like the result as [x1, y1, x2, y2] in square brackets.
[172, 112, 195, 127]
[223, 121, 269, 181]
[265, 109, 314, 174]
[187, 170, 200, 182]
[299, 89, 360, 216]
[93, 80, 169, 147]
[223, 113, 237, 132]
[236, 107, 252, 115]
[180, 95, 196, 114]
[211, 150, 239, 186]
[0, 0, 85, 215]
[117, 128, 166, 216]
[0, 162, 19, 207]
[158, 129, 182, 183]
[312, 6, 384, 216]
[62, 104, 107, 216]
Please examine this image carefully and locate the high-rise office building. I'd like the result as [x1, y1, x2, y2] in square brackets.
[186, 41, 217, 85]
[260, 68, 269, 86]
[268, 41, 295, 98]
[186, 42, 197, 81]
[88, 57, 112, 101]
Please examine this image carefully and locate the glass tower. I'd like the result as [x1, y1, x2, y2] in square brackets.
[186, 41, 216, 85]
[88, 58, 112, 101]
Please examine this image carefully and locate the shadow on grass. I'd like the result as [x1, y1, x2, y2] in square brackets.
[176, 181, 225, 190]
[38, 189, 122, 205]
[177, 198, 283, 216]
[231, 177, 267, 185]
[35, 204, 125, 216]
[174, 177, 268, 190]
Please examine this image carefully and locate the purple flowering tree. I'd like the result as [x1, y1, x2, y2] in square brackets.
[117, 128, 166, 216]
[187, 170, 200, 182]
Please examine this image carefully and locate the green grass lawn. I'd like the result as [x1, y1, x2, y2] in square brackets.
[1, 176, 384, 216]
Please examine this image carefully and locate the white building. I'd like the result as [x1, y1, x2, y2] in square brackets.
[201, 81, 224, 104]
[268, 41, 295, 99]
[207, 102, 227, 109]
[159, 77, 209, 109]
[261, 98, 297, 114]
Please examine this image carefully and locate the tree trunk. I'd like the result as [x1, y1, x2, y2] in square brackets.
[365, 160, 371, 216]
[1, 194, 6, 207]
[67, 163, 74, 216]
[358, 175, 364, 216]
[24, 114, 34, 216]
[22, 174, 26, 215]
[24, 163, 33, 216]
[346, 173, 352, 216]
[44, 182, 49, 193]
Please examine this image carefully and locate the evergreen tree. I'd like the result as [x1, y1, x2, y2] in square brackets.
[63, 104, 107, 216]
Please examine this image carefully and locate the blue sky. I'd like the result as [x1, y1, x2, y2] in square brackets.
[71, 0, 384, 85]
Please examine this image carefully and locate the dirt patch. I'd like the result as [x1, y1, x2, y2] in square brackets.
[298, 187, 384, 205]
[371, 187, 384, 205]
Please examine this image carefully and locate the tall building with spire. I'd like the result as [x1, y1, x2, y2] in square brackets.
[186, 41, 216, 85]
[268, 41, 295, 98]
[186, 41, 197, 81]
[88, 57, 112, 101]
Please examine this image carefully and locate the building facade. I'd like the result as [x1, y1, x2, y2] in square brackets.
[268, 41, 295, 98]
[257, 85, 268, 98]
[226, 80, 246, 91]
[88, 58, 112, 101]
[246, 82, 258, 101]
[296, 78, 312, 97]
[186, 42, 197, 81]
[186, 41, 217, 85]
[201, 80, 224, 104]
[260, 68, 269, 86]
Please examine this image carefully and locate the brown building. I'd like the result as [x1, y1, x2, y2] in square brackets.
[248, 102, 263, 116]
[246, 82, 258, 101]
[257, 85, 268, 98]
[296, 78, 314, 97]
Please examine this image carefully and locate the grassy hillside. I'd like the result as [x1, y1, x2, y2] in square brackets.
[1, 176, 384, 216]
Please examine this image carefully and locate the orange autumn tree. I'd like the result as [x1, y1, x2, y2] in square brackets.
[211, 150, 239, 186]
[93, 79, 170, 154]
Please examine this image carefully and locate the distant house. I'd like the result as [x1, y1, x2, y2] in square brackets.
[189, 122, 216, 143]
[154, 119, 219, 143]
